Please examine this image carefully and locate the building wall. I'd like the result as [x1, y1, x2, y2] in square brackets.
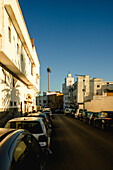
[66, 75, 113, 111]
[0, 0, 40, 126]
[85, 96, 113, 112]
[48, 93, 63, 109]
[62, 73, 74, 108]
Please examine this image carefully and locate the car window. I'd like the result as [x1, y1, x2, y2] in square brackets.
[100, 112, 108, 117]
[6, 121, 43, 134]
[13, 140, 26, 162]
[87, 112, 91, 117]
[94, 113, 99, 117]
[11, 134, 42, 170]
[109, 113, 113, 118]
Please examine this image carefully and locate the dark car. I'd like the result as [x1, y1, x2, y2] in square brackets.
[70, 109, 76, 118]
[78, 109, 87, 120]
[0, 128, 50, 170]
[93, 111, 113, 130]
[83, 111, 99, 125]
[42, 112, 53, 127]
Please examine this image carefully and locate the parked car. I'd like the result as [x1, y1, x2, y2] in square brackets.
[28, 112, 52, 129]
[43, 110, 53, 117]
[64, 108, 72, 116]
[93, 111, 113, 130]
[75, 109, 87, 120]
[54, 108, 64, 114]
[42, 107, 51, 112]
[0, 128, 51, 170]
[78, 109, 87, 120]
[70, 109, 76, 118]
[28, 113, 52, 136]
[42, 111, 53, 126]
[74, 109, 80, 119]
[5, 117, 51, 149]
[83, 111, 99, 125]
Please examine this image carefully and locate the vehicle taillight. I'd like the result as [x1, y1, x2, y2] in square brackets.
[39, 135, 47, 142]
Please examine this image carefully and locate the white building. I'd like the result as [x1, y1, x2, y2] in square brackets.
[0, 0, 40, 125]
[84, 78, 113, 112]
[69, 75, 113, 112]
[62, 73, 74, 108]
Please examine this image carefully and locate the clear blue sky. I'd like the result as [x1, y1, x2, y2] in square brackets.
[18, 0, 113, 94]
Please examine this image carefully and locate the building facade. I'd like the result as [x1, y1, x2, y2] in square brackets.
[48, 92, 63, 110]
[36, 91, 63, 110]
[62, 73, 74, 108]
[62, 74, 113, 112]
[0, 0, 40, 125]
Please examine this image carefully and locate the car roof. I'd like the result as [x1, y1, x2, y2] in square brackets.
[0, 128, 27, 143]
[28, 113, 40, 116]
[0, 128, 15, 138]
[101, 111, 113, 113]
[7, 117, 43, 122]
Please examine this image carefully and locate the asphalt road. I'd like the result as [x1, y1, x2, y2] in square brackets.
[46, 114, 113, 170]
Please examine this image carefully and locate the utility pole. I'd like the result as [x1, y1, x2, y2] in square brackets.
[47, 67, 51, 92]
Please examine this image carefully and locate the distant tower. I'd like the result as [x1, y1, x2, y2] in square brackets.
[62, 73, 74, 108]
[65, 73, 74, 87]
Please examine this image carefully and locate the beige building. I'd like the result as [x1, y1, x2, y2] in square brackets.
[48, 92, 63, 110]
[84, 78, 113, 112]
[72, 75, 113, 112]
[0, 0, 40, 125]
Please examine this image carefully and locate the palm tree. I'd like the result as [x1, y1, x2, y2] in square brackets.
[47, 67, 51, 92]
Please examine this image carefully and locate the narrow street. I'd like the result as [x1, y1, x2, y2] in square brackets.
[46, 114, 113, 170]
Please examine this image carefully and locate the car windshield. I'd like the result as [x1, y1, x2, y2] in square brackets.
[106, 112, 113, 118]
[93, 113, 99, 117]
[100, 112, 108, 118]
[5, 121, 43, 134]
[87, 112, 92, 117]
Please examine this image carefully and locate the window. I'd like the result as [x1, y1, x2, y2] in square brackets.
[11, 135, 41, 170]
[7, 121, 43, 134]
[8, 27, 11, 43]
[10, 101, 13, 106]
[2, 69, 7, 83]
[100, 112, 108, 118]
[17, 44, 19, 54]
[31, 63, 33, 76]
[36, 74, 39, 84]
[14, 102, 17, 106]
[4, 73, 6, 83]
[21, 54, 23, 61]
[43, 100, 46, 104]
[13, 140, 27, 162]
[97, 85, 100, 88]
[13, 78, 15, 87]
